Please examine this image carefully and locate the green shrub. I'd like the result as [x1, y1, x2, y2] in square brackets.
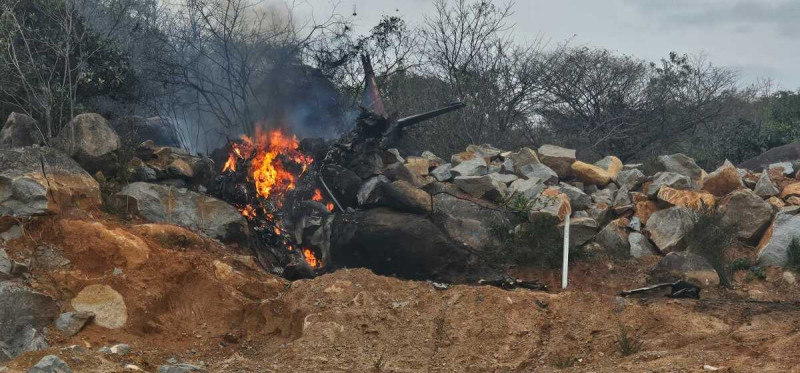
[745, 266, 767, 282]
[729, 257, 751, 272]
[616, 323, 644, 356]
[686, 205, 734, 287]
[787, 237, 800, 269]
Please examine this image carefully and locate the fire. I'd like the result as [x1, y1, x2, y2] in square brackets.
[241, 205, 257, 219]
[222, 128, 313, 200]
[303, 248, 320, 268]
[326, 202, 334, 212]
[312, 188, 335, 212]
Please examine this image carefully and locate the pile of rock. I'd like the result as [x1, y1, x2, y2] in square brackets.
[126, 140, 215, 191]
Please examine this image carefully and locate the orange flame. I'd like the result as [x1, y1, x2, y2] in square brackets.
[326, 202, 334, 212]
[241, 205, 257, 219]
[312, 189, 323, 201]
[303, 248, 320, 268]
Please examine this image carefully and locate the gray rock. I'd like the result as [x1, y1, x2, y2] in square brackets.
[591, 188, 616, 206]
[382, 148, 404, 164]
[623, 163, 643, 171]
[507, 147, 540, 176]
[612, 187, 632, 210]
[508, 178, 546, 200]
[0, 224, 22, 243]
[488, 173, 518, 185]
[110, 344, 131, 355]
[114, 182, 247, 243]
[646, 172, 693, 197]
[627, 217, 642, 232]
[432, 194, 509, 253]
[650, 251, 719, 286]
[594, 219, 630, 256]
[382, 162, 417, 185]
[573, 210, 589, 218]
[0, 249, 10, 279]
[52, 113, 120, 174]
[646, 207, 697, 254]
[719, 189, 773, 242]
[769, 161, 794, 176]
[430, 163, 453, 182]
[739, 143, 800, 171]
[454, 175, 507, 202]
[629, 232, 656, 258]
[757, 207, 800, 266]
[0, 113, 43, 148]
[357, 175, 389, 206]
[521, 163, 559, 185]
[527, 191, 570, 222]
[55, 312, 94, 337]
[466, 144, 504, 159]
[754, 170, 780, 197]
[26, 355, 72, 373]
[380, 180, 431, 214]
[421, 151, 444, 165]
[658, 153, 705, 185]
[559, 217, 598, 248]
[0, 282, 59, 362]
[616, 169, 646, 191]
[558, 183, 591, 210]
[1, 147, 101, 217]
[449, 157, 487, 177]
[157, 363, 205, 373]
[587, 203, 612, 227]
[34, 245, 71, 270]
[537, 145, 576, 178]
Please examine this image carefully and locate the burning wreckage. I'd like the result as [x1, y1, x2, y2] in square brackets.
[211, 56, 544, 289]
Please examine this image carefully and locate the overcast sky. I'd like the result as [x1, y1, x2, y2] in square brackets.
[295, 0, 800, 90]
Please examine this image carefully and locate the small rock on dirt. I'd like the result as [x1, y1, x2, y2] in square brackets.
[55, 311, 94, 337]
[26, 355, 72, 373]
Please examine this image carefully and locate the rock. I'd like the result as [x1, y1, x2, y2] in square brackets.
[768, 196, 786, 209]
[558, 183, 592, 210]
[646, 172, 693, 197]
[52, 113, 120, 174]
[769, 161, 794, 176]
[593, 218, 630, 256]
[0, 249, 10, 279]
[528, 189, 571, 222]
[741, 170, 759, 189]
[754, 170, 781, 198]
[646, 207, 697, 254]
[430, 163, 453, 182]
[404, 156, 430, 177]
[488, 173, 518, 185]
[450, 151, 477, 166]
[420, 151, 444, 166]
[657, 186, 716, 210]
[756, 207, 800, 266]
[571, 161, 611, 186]
[628, 216, 642, 232]
[33, 245, 71, 270]
[26, 355, 72, 373]
[432, 194, 509, 252]
[617, 169, 646, 191]
[507, 147, 540, 176]
[631, 192, 658, 225]
[382, 162, 417, 185]
[612, 188, 633, 214]
[591, 188, 616, 205]
[783, 271, 796, 285]
[71, 284, 127, 329]
[508, 178, 545, 200]
[454, 175, 507, 202]
[702, 160, 743, 197]
[0, 147, 101, 217]
[629, 232, 656, 258]
[110, 344, 132, 355]
[0, 113, 43, 148]
[466, 144, 504, 159]
[623, 163, 643, 171]
[537, 145, 575, 178]
[55, 312, 94, 337]
[780, 183, 800, 199]
[357, 175, 389, 206]
[739, 144, 800, 171]
[113, 116, 181, 148]
[157, 363, 205, 373]
[594, 156, 623, 181]
[382, 148, 404, 164]
[787, 196, 800, 206]
[658, 153, 705, 186]
[559, 217, 598, 248]
[380, 180, 431, 214]
[0, 224, 21, 243]
[115, 182, 247, 243]
[166, 159, 194, 179]
[587, 203, 612, 227]
[449, 157, 487, 177]
[650, 251, 720, 286]
[719, 189, 773, 242]
[522, 163, 559, 185]
[0, 282, 59, 362]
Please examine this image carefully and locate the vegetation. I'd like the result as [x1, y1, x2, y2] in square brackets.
[787, 237, 800, 269]
[551, 351, 579, 369]
[616, 323, 644, 357]
[729, 257, 752, 272]
[685, 205, 734, 287]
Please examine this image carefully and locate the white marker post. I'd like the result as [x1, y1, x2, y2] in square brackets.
[562, 213, 570, 289]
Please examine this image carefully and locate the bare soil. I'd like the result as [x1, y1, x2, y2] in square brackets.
[3, 213, 800, 372]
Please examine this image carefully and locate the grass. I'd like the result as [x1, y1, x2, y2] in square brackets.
[685, 204, 734, 287]
[551, 352, 579, 369]
[616, 323, 644, 357]
[729, 257, 751, 272]
[787, 237, 800, 269]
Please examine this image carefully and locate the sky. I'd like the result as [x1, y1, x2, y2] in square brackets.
[291, 0, 800, 90]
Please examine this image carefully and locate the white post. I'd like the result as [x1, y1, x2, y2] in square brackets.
[562, 213, 570, 289]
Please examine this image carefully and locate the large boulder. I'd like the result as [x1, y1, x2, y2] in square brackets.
[739, 143, 800, 171]
[522, 164, 558, 185]
[112, 116, 181, 148]
[593, 218, 630, 256]
[537, 145, 575, 178]
[754, 170, 781, 198]
[656, 186, 716, 210]
[702, 160, 743, 197]
[508, 178, 546, 200]
[559, 217, 598, 248]
[0, 282, 59, 362]
[430, 163, 453, 182]
[0, 113, 43, 148]
[432, 194, 510, 252]
[629, 232, 657, 258]
[657, 153, 705, 187]
[71, 284, 127, 329]
[52, 113, 121, 174]
[756, 207, 800, 266]
[357, 175, 389, 206]
[454, 175, 508, 202]
[558, 183, 592, 210]
[27, 355, 73, 373]
[646, 206, 697, 254]
[0, 147, 101, 217]
[466, 144, 504, 159]
[645, 172, 692, 197]
[450, 157, 487, 177]
[380, 180, 432, 214]
[131, 141, 215, 187]
[616, 169, 646, 191]
[650, 251, 720, 286]
[528, 189, 571, 222]
[506, 147, 540, 175]
[719, 189, 773, 242]
[571, 161, 611, 187]
[115, 182, 247, 243]
[594, 156, 623, 181]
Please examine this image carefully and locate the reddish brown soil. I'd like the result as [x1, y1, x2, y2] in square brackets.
[2, 214, 800, 372]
